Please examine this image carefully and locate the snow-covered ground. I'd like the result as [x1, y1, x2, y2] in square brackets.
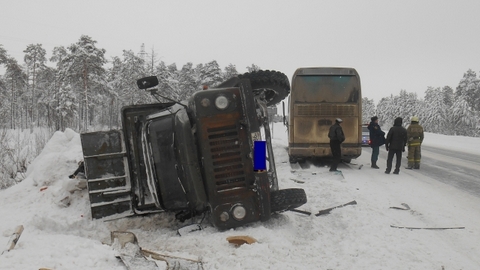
[1, 123, 480, 269]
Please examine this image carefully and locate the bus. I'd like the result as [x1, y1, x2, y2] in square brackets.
[287, 67, 362, 163]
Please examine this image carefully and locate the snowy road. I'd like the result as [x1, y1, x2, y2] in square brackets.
[365, 145, 480, 197]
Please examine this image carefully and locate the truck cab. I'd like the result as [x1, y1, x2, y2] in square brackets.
[80, 71, 307, 230]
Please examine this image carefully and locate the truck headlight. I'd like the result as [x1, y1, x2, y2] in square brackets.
[200, 98, 210, 107]
[232, 205, 246, 220]
[215, 96, 229, 110]
[220, 211, 229, 222]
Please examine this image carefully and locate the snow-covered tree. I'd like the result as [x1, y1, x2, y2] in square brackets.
[362, 97, 376, 124]
[0, 45, 8, 64]
[376, 90, 420, 128]
[421, 87, 449, 134]
[2, 57, 27, 129]
[452, 92, 477, 136]
[455, 69, 479, 111]
[222, 63, 238, 81]
[154, 61, 177, 101]
[246, 64, 260, 72]
[23, 44, 47, 127]
[50, 46, 73, 130]
[62, 35, 107, 131]
[114, 49, 149, 105]
[198, 60, 223, 88]
[442, 86, 454, 108]
[177, 62, 198, 100]
[36, 66, 57, 129]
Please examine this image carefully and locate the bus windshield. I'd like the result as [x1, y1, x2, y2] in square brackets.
[293, 75, 360, 103]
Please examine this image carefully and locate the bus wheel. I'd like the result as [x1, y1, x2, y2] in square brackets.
[238, 70, 290, 106]
[270, 188, 307, 213]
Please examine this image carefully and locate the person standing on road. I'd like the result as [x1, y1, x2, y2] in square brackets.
[406, 116, 424, 169]
[328, 118, 345, 172]
[385, 117, 407, 174]
[367, 116, 385, 169]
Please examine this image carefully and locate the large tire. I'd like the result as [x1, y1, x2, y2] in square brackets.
[270, 188, 307, 213]
[238, 70, 290, 106]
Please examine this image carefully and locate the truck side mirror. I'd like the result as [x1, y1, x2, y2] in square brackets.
[137, 76, 159, 90]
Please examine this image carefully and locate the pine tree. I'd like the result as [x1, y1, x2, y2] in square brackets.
[0, 45, 8, 64]
[451, 94, 477, 136]
[3, 57, 27, 129]
[23, 44, 47, 128]
[116, 49, 149, 105]
[199, 60, 223, 88]
[222, 64, 238, 81]
[456, 69, 479, 111]
[246, 64, 260, 72]
[422, 87, 448, 134]
[36, 66, 56, 129]
[62, 35, 107, 131]
[177, 62, 197, 100]
[50, 46, 72, 130]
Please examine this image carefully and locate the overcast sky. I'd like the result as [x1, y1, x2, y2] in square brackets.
[1, 0, 479, 102]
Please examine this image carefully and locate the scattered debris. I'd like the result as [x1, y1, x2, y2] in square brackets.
[289, 209, 312, 216]
[111, 231, 204, 270]
[2, 225, 24, 255]
[226, 236, 257, 247]
[177, 224, 202, 236]
[390, 225, 465, 230]
[111, 231, 157, 270]
[289, 178, 305, 184]
[141, 249, 204, 269]
[315, 200, 357, 216]
[342, 161, 363, 170]
[389, 203, 411, 210]
[40, 186, 48, 191]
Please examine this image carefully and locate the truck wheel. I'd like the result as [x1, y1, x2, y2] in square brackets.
[270, 188, 307, 213]
[238, 70, 290, 106]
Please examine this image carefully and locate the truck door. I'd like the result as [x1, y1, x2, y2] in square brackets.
[80, 130, 134, 220]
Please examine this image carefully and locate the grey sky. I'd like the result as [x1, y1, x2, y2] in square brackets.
[1, 0, 479, 102]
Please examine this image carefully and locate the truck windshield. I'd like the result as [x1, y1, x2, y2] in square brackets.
[293, 75, 360, 103]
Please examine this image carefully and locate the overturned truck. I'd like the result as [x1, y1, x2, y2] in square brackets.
[80, 70, 307, 230]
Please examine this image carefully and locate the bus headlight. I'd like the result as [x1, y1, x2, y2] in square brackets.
[232, 205, 246, 220]
[215, 96, 229, 110]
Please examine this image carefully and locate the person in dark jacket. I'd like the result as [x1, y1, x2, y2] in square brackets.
[385, 117, 407, 174]
[367, 116, 385, 169]
[328, 118, 345, 172]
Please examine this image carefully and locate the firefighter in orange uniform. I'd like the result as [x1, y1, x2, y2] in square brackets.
[406, 116, 424, 169]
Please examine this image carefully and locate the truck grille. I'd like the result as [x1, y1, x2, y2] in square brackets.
[207, 125, 247, 192]
[296, 104, 356, 116]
